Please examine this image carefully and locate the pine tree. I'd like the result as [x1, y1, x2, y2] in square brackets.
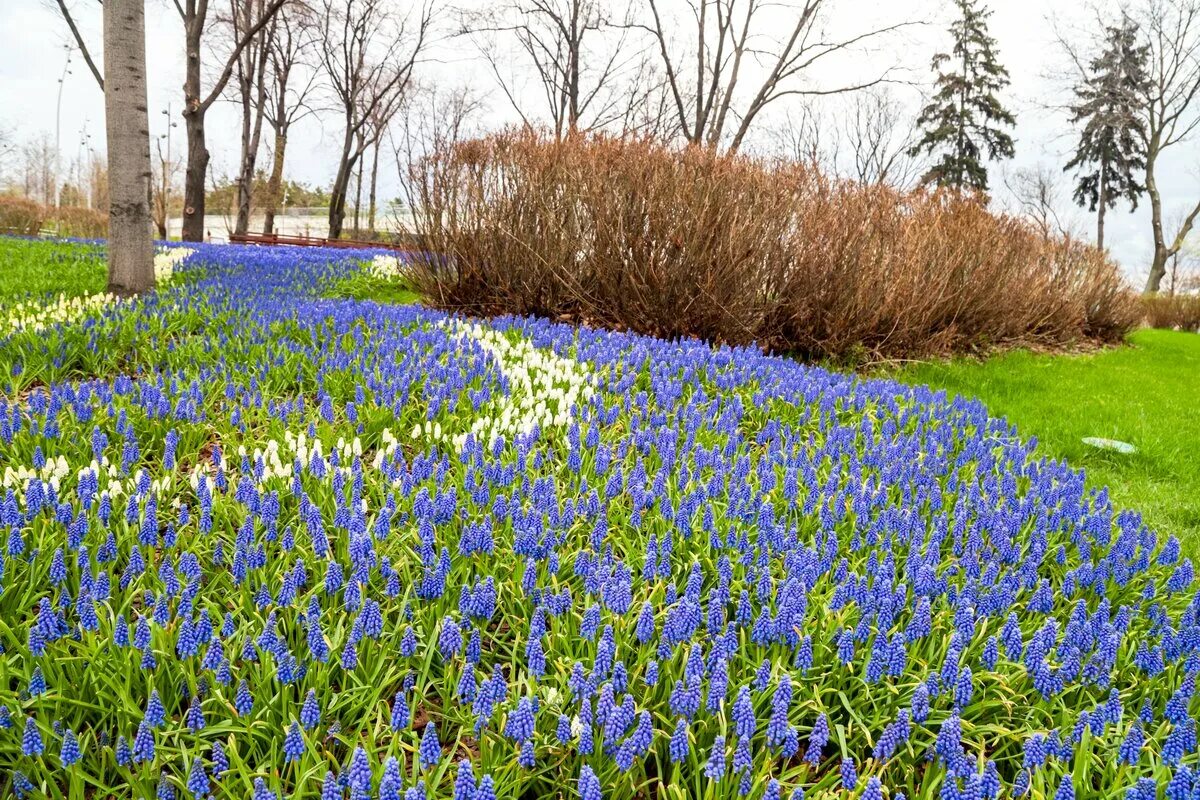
[910, 0, 1016, 192]
[1063, 16, 1149, 251]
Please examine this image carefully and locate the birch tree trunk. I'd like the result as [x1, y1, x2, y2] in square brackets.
[103, 0, 155, 295]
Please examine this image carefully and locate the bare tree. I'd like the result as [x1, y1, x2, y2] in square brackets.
[176, 0, 289, 241]
[460, 0, 649, 137]
[263, 1, 320, 234]
[319, 0, 432, 239]
[1003, 164, 1075, 240]
[224, 0, 278, 236]
[49, 0, 105, 89]
[1138, 0, 1200, 292]
[103, 0, 154, 293]
[641, 0, 914, 153]
[843, 89, 922, 187]
[152, 137, 182, 239]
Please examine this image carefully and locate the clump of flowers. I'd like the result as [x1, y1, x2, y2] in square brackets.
[0, 240, 1194, 799]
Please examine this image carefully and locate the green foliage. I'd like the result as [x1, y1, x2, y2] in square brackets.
[910, 0, 1016, 191]
[323, 261, 423, 306]
[891, 328, 1200, 553]
[0, 237, 107, 300]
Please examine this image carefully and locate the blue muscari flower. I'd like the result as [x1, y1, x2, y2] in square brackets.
[837, 629, 855, 665]
[805, 713, 829, 764]
[60, 728, 80, 767]
[505, 697, 536, 743]
[284, 720, 305, 762]
[132, 720, 155, 762]
[704, 735, 726, 780]
[391, 690, 410, 731]
[733, 686, 755, 739]
[116, 735, 132, 767]
[158, 774, 177, 800]
[453, 759, 476, 800]
[186, 695, 205, 731]
[518, 739, 535, 768]
[419, 721, 441, 768]
[862, 777, 884, 800]
[670, 718, 690, 762]
[211, 741, 228, 776]
[840, 756, 858, 790]
[955, 667, 974, 709]
[187, 756, 210, 799]
[22, 717, 43, 756]
[321, 771, 340, 800]
[579, 765, 602, 800]
[1054, 776, 1075, 800]
[1166, 766, 1193, 800]
[28, 667, 45, 697]
[1118, 722, 1144, 765]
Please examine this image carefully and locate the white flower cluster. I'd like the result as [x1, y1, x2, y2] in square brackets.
[368, 254, 407, 279]
[415, 321, 594, 450]
[1, 292, 115, 335]
[155, 247, 196, 281]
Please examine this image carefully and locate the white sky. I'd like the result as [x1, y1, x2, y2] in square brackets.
[1, 0, 1198, 282]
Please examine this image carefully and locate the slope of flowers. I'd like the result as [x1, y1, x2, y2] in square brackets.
[0, 243, 1195, 800]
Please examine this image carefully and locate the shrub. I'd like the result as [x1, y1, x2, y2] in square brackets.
[409, 132, 1139, 360]
[50, 205, 108, 238]
[1143, 293, 1200, 333]
[0, 195, 46, 235]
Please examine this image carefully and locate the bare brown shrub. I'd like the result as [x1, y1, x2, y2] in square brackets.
[409, 131, 1140, 360]
[1143, 294, 1200, 332]
[0, 196, 46, 235]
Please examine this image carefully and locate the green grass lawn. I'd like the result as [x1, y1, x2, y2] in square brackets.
[888, 328, 1200, 553]
[322, 268, 422, 305]
[0, 237, 106, 299]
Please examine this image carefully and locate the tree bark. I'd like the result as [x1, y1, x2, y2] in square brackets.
[263, 128, 288, 234]
[327, 127, 357, 239]
[367, 138, 379, 234]
[103, 0, 155, 294]
[181, 15, 208, 243]
[1097, 159, 1107, 252]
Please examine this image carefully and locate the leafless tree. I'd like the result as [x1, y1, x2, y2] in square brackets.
[103, 0, 154, 293]
[1003, 164, 1075, 240]
[319, 0, 432, 239]
[1137, 0, 1200, 292]
[223, 0, 278, 236]
[768, 90, 921, 187]
[460, 0, 653, 137]
[49, 0, 105, 89]
[843, 89, 922, 187]
[263, 1, 320, 234]
[640, 0, 914, 153]
[176, 0, 289, 241]
[152, 137, 183, 239]
[394, 83, 485, 243]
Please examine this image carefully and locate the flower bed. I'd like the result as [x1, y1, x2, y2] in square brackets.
[0, 242, 1194, 799]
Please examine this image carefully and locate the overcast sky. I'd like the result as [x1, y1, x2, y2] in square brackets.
[1, 0, 1197, 283]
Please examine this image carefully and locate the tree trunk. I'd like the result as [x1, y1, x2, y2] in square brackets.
[181, 20, 209, 244]
[235, 21, 271, 237]
[367, 139, 380, 234]
[328, 144, 356, 240]
[1144, 148, 1166, 293]
[1097, 159, 1107, 252]
[263, 128, 288, 234]
[103, 0, 155, 294]
[353, 156, 363, 235]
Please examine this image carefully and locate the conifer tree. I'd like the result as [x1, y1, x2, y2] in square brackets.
[910, 0, 1016, 192]
[1064, 17, 1149, 251]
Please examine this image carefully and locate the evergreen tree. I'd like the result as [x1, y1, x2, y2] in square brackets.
[910, 0, 1016, 192]
[1063, 16, 1149, 251]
